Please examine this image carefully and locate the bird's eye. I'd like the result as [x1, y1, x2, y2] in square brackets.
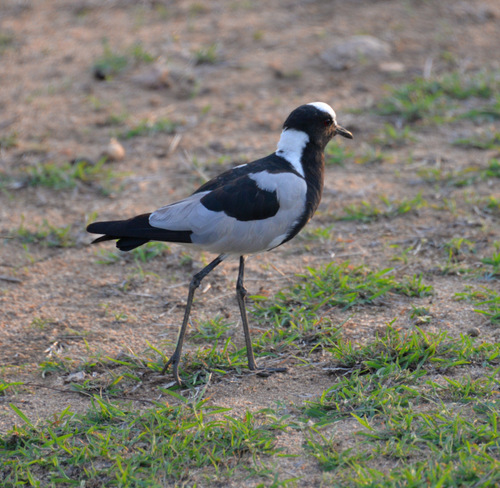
[324, 118, 333, 127]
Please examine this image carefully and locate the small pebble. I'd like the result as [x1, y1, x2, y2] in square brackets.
[104, 138, 125, 161]
[467, 327, 480, 337]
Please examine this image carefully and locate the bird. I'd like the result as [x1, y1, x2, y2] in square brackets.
[87, 102, 353, 385]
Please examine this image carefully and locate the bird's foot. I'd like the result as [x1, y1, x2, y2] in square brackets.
[161, 353, 182, 385]
[254, 366, 288, 378]
[247, 357, 287, 378]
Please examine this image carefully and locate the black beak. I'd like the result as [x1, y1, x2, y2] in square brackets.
[335, 124, 353, 139]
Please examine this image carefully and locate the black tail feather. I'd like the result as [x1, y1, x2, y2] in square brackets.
[87, 213, 192, 251]
[115, 237, 151, 251]
[91, 235, 116, 245]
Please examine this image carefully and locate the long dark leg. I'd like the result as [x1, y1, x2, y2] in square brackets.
[236, 256, 258, 371]
[162, 254, 225, 384]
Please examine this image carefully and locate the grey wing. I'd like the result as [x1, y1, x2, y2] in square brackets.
[149, 172, 307, 255]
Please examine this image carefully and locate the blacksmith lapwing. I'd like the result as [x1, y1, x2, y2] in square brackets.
[87, 102, 353, 384]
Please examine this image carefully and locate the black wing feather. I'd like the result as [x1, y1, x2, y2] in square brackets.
[200, 175, 279, 221]
[195, 153, 303, 222]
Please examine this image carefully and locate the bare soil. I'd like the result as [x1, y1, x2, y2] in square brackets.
[0, 0, 499, 482]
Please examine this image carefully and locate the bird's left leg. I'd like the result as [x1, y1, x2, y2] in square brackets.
[162, 254, 225, 384]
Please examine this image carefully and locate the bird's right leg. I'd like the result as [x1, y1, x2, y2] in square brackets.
[235, 256, 258, 371]
[162, 254, 225, 384]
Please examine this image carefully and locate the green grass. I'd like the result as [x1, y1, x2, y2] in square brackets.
[354, 145, 389, 165]
[0, 380, 23, 396]
[427, 373, 500, 403]
[121, 117, 180, 139]
[131, 242, 171, 262]
[373, 123, 416, 148]
[193, 43, 218, 64]
[2, 328, 498, 487]
[183, 339, 251, 382]
[484, 158, 500, 178]
[252, 262, 433, 331]
[307, 404, 500, 487]
[338, 193, 426, 222]
[1, 398, 288, 487]
[0, 30, 15, 53]
[409, 305, 432, 324]
[377, 70, 500, 123]
[455, 286, 500, 325]
[93, 39, 128, 79]
[299, 224, 335, 242]
[452, 133, 500, 150]
[95, 242, 171, 265]
[38, 358, 76, 377]
[443, 237, 476, 263]
[14, 218, 75, 248]
[304, 366, 425, 424]
[303, 328, 500, 486]
[190, 316, 233, 342]
[0, 132, 18, 149]
[22, 157, 119, 192]
[417, 159, 500, 188]
[72, 337, 249, 388]
[325, 143, 354, 166]
[326, 326, 496, 375]
[92, 39, 155, 80]
[481, 242, 500, 276]
[460, 97, 500, 121]
[128, 42, 156, 63]
[484, 196, 500, 215]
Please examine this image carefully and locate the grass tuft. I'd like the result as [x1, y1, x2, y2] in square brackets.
[327, 326, 496, 374]
[92, 39, 155, 80]
[253, 262, 433, 329]
[377, 70, 500, 123]
[325, 143, 354, 166]
[338, 193, 426, 222]
[15, 218, 76, 248]
[303, 328, 500, 486]
[22, 157, 119, 192]
[455, 286, 500, 324]
[121, 117, 180, 139]
[1, 398, 286, 486]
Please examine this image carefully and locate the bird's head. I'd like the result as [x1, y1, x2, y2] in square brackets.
[283, 102, 353, 150]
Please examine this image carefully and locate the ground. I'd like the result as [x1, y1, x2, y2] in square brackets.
[0, 0, 499, 486]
